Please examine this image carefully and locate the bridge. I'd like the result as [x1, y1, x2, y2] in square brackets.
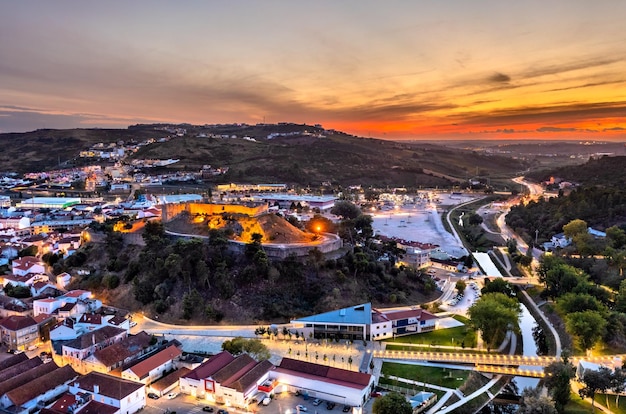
[374, 350, 624, 378]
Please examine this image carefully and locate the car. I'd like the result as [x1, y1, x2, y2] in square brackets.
[342, 406, 352, 412]
[217, 410, 228, 414]
[326, 402, 336, 410]
[312, 399, 323, 406]
[202, 407, 214, 412]
[147, 393, 160, 400]
[296, 405, 308, 412]
[262, 397, 271, 406]
[166, 392, 178, 399]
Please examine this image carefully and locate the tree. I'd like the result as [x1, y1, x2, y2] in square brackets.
[563, 219, 588, 240]
[481, 277, 516, 297]
[579, 367, 612, 412]
[609, 367, 626, 408]
[221, 337, 271, 361]
[544, 354, 575, 413]
[566, 310, 607, 352]
[468, 292, 521, 348]
[455, 280, 467, 294]
[330, 200, 361, 220]
[372, 392, 412, 414]
[517, 387, 557, 414]
[606, 225, 626, 249]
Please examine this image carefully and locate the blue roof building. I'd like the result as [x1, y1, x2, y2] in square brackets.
[291, 303, 372, 341]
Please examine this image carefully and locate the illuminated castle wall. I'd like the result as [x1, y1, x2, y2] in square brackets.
[161, 202, 269, 222]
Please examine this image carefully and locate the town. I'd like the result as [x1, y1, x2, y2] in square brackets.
[1, 130, 626, 414]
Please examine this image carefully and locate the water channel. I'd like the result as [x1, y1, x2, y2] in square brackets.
[510, 303, 541, 392]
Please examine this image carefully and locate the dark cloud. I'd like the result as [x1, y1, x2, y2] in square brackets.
[546, 79, 625, 92]
[488, 72, 511, 83]
[536, 126, 577, 132]
[0, 108, 158, 133]
[454, 101, 626, 127]
[521, 57, 624, 80]
[604, 127, 625, 131]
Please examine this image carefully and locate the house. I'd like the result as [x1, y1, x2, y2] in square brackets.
[372, 308, 439, 339]
[550, 232, 571, 249]
[83, 331, 154, 374]
[0, 365, 77, 413]
[270, 358, 375, 408]
[0, 315, 39, 351]
[68, 372, 146, 414]
[57, 236, 81, 255]
[33, 290, 99, 317]
[42, 392, 120, 414]
[11, 256, 45, 276]
[1, 272, 48, 288]
[398, 246, 430, 269]
[56, 272, 72, 289]
[30, 280, 58, 297]
[51, 319, 80, 341]
[75, 313, 106, 332]
[60, 326, 127, 371]
[121, 344, 182, 384]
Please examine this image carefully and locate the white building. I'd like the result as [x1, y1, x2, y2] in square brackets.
[68, 372, 146, 414]
[271, 358, 375, 410]
[121, 344, 182, 385]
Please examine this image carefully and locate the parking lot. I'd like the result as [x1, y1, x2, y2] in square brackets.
[140, 390, 365, 414]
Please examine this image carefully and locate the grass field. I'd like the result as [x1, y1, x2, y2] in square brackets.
[381, 362, 470, 389]
[386, 315, 477, 348]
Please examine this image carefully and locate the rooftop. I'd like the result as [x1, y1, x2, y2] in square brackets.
[292, 303, 372, 325]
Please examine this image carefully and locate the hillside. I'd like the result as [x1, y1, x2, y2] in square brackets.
[0, 124, 530, 187]
[525, 155, 626, 187]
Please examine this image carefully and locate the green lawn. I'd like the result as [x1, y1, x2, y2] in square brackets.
[386, 315, 477, 348]
[381, 362, 470, 389]
[595, 394, 626, 413]
[565, 392, 594, 413]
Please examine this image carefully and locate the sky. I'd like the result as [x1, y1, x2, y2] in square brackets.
[1, 1, 626, 140]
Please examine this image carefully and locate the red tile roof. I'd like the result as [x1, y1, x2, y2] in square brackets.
[94, 331, 152, 368]
[126, 344, 181, 380]
[183, 351, 235, 381]
[276, 358, 372, 389]
[73, 372, 144, 399]
[213, 354, 256, 386]
[0, 315, 37, 331]
[6, 365, 77, 406]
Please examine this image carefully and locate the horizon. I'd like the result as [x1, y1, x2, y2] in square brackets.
[2, 1, 626, 140]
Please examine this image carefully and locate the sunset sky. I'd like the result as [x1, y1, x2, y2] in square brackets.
[1, 1, 626, 140]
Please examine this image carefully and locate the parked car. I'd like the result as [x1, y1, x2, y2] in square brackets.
[166, 392, 178, 399]
[326, 401, 336, 410]
[217, 409, 228, 414]
[202, 407, 214, 412]
[262, 397, 271, 406]
[296, 405, 308, 412]
[312, 399, 323, 406]
[342, 406, 352, 412]
[147, 393, 160, 400]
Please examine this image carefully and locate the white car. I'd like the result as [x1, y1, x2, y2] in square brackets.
[296, 405, 308, 412]
[166, 392, 178, 399]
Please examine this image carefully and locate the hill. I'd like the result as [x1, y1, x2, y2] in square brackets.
[0, 124, 530, 187]
[525, 155, 626, 187]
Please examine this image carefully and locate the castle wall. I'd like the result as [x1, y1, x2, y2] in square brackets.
[161, 202, 269, 222]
